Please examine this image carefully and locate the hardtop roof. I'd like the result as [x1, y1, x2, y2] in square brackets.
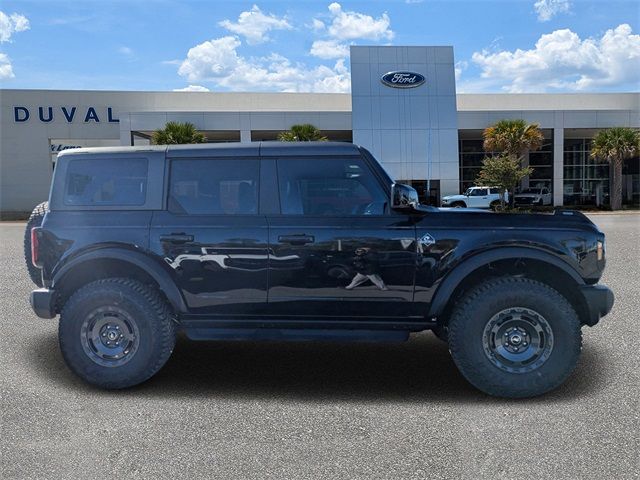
[57, 141, 362, 159]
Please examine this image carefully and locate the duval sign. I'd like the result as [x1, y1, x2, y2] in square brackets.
[13, 106, 119, 123]
[380, 71, 426, 88]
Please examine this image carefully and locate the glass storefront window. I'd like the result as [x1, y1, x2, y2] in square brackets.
[459, 135, 553, 194]
[563, 137, 610, 206]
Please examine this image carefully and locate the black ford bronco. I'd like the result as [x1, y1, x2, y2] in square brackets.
[28, 142, 613, 397]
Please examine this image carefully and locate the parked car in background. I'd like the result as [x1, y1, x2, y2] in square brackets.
[515, 187, 552, 206]
[441, 186, 506, 209]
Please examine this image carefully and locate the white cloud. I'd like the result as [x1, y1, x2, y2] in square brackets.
[310, 40, 350, 60]
[118, 46, 134, 56]
[0, 11, 28, 79]
[534, 0, 570, 22]
[0, 11, 29, 42]
[471, 24, 640, 92]
[177, 35, 350, 93]
[454, 60, 468, 82]
[219, 4, 291, 45]
[173, 85, 210, 92]
[178, 36, 243, 81]
[0, 52, 14, 79]
[308, 3, 394, 60]
[323, 2, 393, 41]
[310, 19, 325, 32]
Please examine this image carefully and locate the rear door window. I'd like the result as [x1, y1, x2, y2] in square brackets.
[64, 158, 148, 206]
[169, 158, 259, 215]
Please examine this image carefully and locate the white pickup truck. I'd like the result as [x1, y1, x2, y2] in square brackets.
[514, 187, 552, 206]
[441, 186, 506, 209]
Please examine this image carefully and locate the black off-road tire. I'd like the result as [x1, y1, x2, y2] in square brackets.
[432, 325, 449, 342]
[59, 278, 176, 389]
[23, 201, 48, 286]
[448, 277, 582, 398]
[451, 201, 466, 208]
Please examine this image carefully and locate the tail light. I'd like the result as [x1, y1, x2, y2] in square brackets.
[31, 227, 42, 268]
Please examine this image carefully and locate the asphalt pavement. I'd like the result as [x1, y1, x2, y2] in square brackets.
[1, 214, 638, 479]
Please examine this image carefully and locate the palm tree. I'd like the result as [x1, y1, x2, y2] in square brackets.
[590, 127, 640, 210]
[482, 119, 544, 206]
[483, 119, 544, 158]
[278, 124, 328, 142]
[152, 121, 206, 145]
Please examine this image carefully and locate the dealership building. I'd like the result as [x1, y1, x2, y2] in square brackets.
[1, 45, 638, 216]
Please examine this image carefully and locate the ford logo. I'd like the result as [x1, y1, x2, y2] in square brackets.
[381, 71, 426, 89]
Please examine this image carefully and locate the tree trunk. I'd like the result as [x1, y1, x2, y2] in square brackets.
[611, 158, 623, 210]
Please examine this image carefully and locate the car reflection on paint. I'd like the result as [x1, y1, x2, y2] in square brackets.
[165, 248, 299, 272]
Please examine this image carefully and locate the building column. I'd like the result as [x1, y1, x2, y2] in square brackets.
[240, 129, 251, 143]
[119, 113, 132, 146]
[553, 127, 564, 206]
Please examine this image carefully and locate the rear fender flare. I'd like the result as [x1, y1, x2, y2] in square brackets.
[52, 247, 187, 313]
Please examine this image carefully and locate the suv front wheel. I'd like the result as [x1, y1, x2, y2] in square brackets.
[59, 278, 176, 389]
[447, 277, 582, 398]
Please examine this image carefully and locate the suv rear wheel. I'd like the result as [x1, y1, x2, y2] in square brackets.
[447, 277, 581, 398]
[23, 201, 48, 287]
[59, 278, 176, 389]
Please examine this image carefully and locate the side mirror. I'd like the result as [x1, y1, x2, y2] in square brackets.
[391, 183, 419, 211]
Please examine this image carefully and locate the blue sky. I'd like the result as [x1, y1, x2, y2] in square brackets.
[0, 0, 638, 93]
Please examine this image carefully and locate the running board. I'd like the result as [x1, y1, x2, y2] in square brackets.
[178, 317, 434, 332]
[184, 327, 411, 343]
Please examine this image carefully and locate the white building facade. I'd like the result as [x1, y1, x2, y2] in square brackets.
[1, 45, 638, 216]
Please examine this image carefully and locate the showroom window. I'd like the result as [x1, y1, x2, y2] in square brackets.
[527, 139, 553, 191]
[458, 139, 486, 193]
[563, 138, 610, 206]
[459, 133, 553, 195]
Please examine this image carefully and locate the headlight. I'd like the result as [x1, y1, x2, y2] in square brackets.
[597, 240, 604, 261]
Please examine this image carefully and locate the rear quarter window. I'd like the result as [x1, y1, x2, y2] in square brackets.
[64, 158, 148, 206]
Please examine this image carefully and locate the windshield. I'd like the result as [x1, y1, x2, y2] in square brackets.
[465, 188, 485, 196]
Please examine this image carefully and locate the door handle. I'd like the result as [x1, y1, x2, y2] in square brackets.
[278, 234, 315, 245]
[160, 233, 194, 243]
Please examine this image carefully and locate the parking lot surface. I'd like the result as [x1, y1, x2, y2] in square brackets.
[1, 214, 638, 479]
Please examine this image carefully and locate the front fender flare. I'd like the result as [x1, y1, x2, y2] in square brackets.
[52, 247, 187, 313]
[427, 247, 585, 319]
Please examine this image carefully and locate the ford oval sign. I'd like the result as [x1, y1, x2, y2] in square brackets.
[381, 71, 425, 89]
